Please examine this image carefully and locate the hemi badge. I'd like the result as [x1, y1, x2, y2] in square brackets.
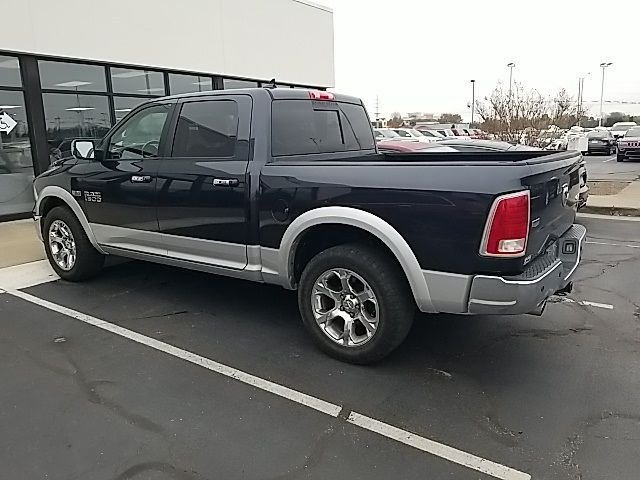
[71, 190, 82, 197]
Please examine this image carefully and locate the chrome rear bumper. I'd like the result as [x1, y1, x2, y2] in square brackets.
[467, 224, 586, 315]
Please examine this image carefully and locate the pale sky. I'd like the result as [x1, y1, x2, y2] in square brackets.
[319, 0, 640, 121]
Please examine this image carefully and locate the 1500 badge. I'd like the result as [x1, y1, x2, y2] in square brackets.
[83, 191, 102, 203]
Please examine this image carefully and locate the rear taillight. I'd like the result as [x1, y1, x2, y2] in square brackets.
[308, 90, 335, 101]
[480, 191, 530, 257]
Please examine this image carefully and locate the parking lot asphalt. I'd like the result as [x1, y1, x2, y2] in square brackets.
[1, 215, 639, 480]
[583, 152, 640, 181]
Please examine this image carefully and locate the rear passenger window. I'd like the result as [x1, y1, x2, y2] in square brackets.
[272, 99, 375, 156]
[172, 100, 238, 158]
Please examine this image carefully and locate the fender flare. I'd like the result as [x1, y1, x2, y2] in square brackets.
[35, 186, 107, 254]
[275, 206, 435, 313]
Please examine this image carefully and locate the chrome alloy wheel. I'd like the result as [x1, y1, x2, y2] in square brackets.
[48, 220, 76, 271]
[311, 268, 379, 347]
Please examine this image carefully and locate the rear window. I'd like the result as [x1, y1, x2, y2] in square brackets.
[587, 131, 608, 139]
[272, 100, 375, 156]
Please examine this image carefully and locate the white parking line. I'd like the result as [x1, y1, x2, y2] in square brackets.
[603, 157, 616, 162]
[586, 240, 640, 249]
[347, 412, 530, 480]
[578, 213, 640, 222]
[554, 297, 614, 310]
[3, 287, 531, 480]
[3, 288, 342, 418]
[580, 300, 614, 310]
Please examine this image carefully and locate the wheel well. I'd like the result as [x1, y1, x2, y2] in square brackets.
[292, 223, 403, 283]
[39, 196, 69, 220]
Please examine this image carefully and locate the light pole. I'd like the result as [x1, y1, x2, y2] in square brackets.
[577, 72, 590, 127]
[507, 62, 515, 97]
[599, 62, 612, 127]
[470, 79, 475, 126]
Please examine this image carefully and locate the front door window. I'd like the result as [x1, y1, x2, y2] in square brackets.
[107, 104, 171, 160]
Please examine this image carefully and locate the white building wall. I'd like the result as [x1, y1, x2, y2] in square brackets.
[2, 0, 334, 87]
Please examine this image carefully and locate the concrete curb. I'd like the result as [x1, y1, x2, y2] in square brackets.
[579, 206, 640, 217]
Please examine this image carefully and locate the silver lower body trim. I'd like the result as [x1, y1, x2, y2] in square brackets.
[34, 215, 43, 242]
[101, 245, 264, 283]
[420, 224, 586, 315]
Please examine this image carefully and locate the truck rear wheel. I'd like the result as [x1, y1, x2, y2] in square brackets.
[43, 206, 105, 281]
[298, 243, 415, 364]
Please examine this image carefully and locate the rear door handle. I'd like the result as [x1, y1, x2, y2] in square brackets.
[131, 175, 152, 183]
[213, 178, 239, 187]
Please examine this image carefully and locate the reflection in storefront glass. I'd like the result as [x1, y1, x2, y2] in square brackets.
[169, 73, 213, 95]
[0, 55, 22, 87]
[38, 60, 107, 91]
[42, 93, 111, 163]
[223, 78, 259, 89]
[111, 67, 165, 95]
[114, 96, 152, 123]
[0, 89, 34, 217]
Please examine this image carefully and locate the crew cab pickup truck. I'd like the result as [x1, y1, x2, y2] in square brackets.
[33, 88, 586, 364]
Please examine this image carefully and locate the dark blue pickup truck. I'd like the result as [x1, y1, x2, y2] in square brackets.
[33, 88, 585, 363]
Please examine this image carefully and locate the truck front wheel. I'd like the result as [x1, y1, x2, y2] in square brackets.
[298, 243, 415, 364]
[43, 206, 105, 281]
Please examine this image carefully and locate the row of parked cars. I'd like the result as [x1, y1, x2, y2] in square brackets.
[542, 122, 640, 162]
[374, 126, 490, 144]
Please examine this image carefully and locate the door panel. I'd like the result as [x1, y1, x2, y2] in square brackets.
[79, 158, 159, 231]
[157, 95, 252, 268]
[78, 103, 173, 251]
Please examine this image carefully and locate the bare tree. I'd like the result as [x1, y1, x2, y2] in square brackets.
[387, 112, 403, 128]
[476, 83, 579, 145]
[439, 113, 462, 124]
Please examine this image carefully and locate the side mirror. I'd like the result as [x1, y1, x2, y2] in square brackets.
[71, 139, 95, 160]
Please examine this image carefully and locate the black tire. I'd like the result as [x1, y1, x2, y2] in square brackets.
[617, 154, 624, 162]
[298, 243, 415, 364]
[43, 206, 104, 281]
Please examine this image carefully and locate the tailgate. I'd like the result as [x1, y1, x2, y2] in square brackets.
[523, 151, 581, 264]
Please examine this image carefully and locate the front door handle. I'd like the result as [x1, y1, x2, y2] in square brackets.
[131, 175, 152, 183]
[213, 178, 239, 187]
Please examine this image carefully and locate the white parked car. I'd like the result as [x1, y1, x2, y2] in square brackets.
[415, 129, 445, 141]
[392, 128, 440, 143]
[610, 122, 637, 139]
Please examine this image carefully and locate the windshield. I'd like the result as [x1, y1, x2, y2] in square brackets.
[409, 129, 423, 136]
[587, 131, 608, 139]
[625, 127, 640, 137]
[376, 129, 399, 138]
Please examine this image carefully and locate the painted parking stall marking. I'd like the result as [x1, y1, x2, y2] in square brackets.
[2, 286, 531, 480]
[347, 412, 530, 480]
[586, 241, 640, 249]
[552, 296, 614, 310]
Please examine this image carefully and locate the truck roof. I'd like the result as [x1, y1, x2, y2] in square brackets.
[160, 87, 362, 105]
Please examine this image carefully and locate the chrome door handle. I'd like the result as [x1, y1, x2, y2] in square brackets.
[213, 178, 239, 187]
[131, 175, 152, 183]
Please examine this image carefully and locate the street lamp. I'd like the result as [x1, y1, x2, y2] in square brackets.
[470, 79, 476, 126]
[599, 62, 612, 127]
[507, 62, 516, 96]
[577, 72, 590, 126]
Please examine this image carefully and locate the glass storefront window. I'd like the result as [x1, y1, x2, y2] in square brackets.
[169, 73, 213, 95]
[42, 93, 111, 162]
[39, 60, 107, 91]
[114, 96, 153, 123]
[111, 67, 165, 95]
[223, 78, 259, 89]
[0, 55, 21, 87]
[0, 90, 34, 217]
